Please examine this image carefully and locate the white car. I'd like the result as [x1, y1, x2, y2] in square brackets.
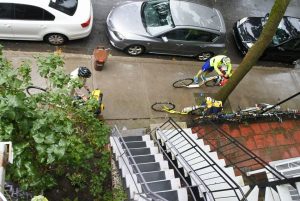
[0, 0, 93, 45]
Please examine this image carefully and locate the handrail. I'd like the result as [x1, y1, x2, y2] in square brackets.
[208, 121, 287, 181]
[155, 127, 213, 201]
[148, 127, 200, 201]
[111, 128, 152, 201]
[112, 126, 167, 201]
[191, 119, 291, 187]
[160, 118, 248, 201]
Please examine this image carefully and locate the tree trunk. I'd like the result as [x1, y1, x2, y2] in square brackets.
[214, 0, 291, 103]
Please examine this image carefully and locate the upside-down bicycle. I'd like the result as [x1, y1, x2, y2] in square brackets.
[151, 102, 206, 115]
[172, 75, 228, 88]
[26, 86, 105, 116]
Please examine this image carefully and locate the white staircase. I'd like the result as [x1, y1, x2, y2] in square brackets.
[155, 125, 300, 201]
[110, 131, 188, 201]
[156, 127, 252, 201]
[110, 120, 300, 201]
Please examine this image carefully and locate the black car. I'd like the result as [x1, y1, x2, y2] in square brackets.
[233, 15, 300, 64]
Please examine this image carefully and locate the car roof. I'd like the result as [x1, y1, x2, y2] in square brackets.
[284, 16, 300, 37]
[170, 0, 225, 32]
[1, 0, 50, 7]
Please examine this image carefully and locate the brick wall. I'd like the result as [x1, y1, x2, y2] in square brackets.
[194, 119, 300, 163]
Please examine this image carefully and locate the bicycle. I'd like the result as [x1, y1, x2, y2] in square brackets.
[26, 86, 105, 116]
[151, 102, 206, 115]
[172, 75, 228, 88]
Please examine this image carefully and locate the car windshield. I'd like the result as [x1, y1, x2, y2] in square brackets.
[49, 0, 78, 16]
[141, 0, 174, 35]
[272, 18, 292, 45]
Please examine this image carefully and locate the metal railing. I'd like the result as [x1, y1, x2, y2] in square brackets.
[111, 125, 205, 201]
[191, 119, 300, 188]
[148, 127, 201, 201]
[156, 118, 248, 201]
[111, 126, 162, 201]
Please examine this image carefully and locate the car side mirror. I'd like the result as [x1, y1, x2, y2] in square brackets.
[161, 36, 168, 43]
[265, 13, 269, 19]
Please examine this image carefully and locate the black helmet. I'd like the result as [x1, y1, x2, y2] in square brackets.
[78, 67, 91, 78]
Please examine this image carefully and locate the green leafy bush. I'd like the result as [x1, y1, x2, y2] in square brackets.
[0, 46, 111, 199]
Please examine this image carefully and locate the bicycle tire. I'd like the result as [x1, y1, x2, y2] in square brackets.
[151, 102, 175, 112]
[26, 86, 47, 96]
[204, 78, 218, 87]
[172, 78, 194, 88]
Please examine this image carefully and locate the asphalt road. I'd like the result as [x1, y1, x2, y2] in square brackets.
[1, 0, 299, 67]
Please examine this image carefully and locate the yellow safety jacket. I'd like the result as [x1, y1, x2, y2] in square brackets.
[209, 55, 232, 77]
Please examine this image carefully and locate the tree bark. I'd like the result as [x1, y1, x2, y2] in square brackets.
[214, 0, 291, 103]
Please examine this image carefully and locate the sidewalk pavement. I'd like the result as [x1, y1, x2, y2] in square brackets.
[3, 50, 300, 129]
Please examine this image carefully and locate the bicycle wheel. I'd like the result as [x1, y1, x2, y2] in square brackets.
[172, 78, 194, 88]
[204, 77, 218, 87]
[26, 86, 47, 95]
[188, 106, 205, 115]
[151, 102, 175, 112]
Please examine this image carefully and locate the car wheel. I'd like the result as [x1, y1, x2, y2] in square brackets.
[125, 45, 145, 56]
[197, 52, 214, 61]
[45, 33, 67, 45]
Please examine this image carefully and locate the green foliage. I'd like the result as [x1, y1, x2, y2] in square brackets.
[0, 49, 111, 199]
[102, 187, 127, 201]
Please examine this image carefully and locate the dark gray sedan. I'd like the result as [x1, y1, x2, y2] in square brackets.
[106, 0, 226, 61]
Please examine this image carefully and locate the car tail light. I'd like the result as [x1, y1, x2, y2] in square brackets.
[81, 17, 91, 28]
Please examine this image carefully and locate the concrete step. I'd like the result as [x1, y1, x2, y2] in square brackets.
[121, 135, 150, 142]
[132, 161, 169, 173]
[129, 153, 164, 165]
[122, 141, 147, 149]
[121, 128, 146, 136]
[140, 178, 181, 193]
[135, 170, 175, 183]
[126, 147, 158, 156]
[155, 188, 188, 201]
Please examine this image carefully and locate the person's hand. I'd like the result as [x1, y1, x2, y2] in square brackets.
[84, 85, 91, 93]
[223, 74, 229, 79]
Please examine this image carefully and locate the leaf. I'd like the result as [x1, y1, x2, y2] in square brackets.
[4, 123, 13, 137]
[4, 109, 16, 120]
[58, 139, 67, 147]
[44, 134, 55, 144]
[14, 142, 30, 157]
[7, 95, 22, 108]
[53, 146, 65, 159]
[47, 154, 55, 164]
[33, 134, 44, 144]
[0, 76, 7, 85]
[36, 144, 46, 155]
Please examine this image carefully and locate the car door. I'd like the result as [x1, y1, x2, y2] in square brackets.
[149, 29, 190, 55]
[11, 4, 55, 40]
[0, 3, 14, 39]
[264, 38, 300, 63]
[180, 29, 223, 56]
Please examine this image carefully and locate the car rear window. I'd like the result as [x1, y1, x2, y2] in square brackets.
[49, 0, 78, 16]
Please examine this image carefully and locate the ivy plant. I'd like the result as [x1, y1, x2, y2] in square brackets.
[0, 45, 111, 199]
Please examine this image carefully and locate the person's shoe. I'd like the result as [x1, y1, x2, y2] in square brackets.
[193, 76, 199, 84]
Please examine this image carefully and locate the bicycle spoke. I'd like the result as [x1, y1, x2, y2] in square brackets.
[173, 78, 193, 88]
[204, 76, 218, 87]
